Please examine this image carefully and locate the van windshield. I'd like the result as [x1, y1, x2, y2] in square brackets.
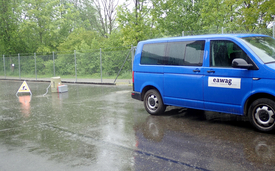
[240, 36, 275, 63]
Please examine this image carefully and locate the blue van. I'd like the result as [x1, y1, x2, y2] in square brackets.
[131, 34, 275, 132]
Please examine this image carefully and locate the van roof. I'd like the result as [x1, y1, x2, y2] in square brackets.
[140, 34, 269, 43]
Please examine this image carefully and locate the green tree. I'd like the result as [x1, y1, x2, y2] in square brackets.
[200, 0, 231, 32]
[228, 0, 275, 32]
[0, 0, 21, 54]
[200, 0, 275, 34]
[151, 0, 203, 36]
[57, 28, 104, 52]
[19, 0, 81, 53]
[117, 0, 158, 46]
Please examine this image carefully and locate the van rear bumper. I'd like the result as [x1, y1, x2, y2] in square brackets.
[131, 91, 142, 101]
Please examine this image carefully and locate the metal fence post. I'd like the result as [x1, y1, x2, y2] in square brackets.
[35, 53, 37, 80]
[53, 51, 55, 76]
[100, 48, 102, 83]
[3, 55, 6, 78]
[18, 53, 21, 79]
[74, 50, 77, 82]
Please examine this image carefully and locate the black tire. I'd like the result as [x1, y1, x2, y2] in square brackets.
[248, 98, 275, 132]
[143, 89, 166, 115]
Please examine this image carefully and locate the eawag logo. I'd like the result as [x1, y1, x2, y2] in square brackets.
[212, 78, 232, 85]
[208, 77, 241, 89]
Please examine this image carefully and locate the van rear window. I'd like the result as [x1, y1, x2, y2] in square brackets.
[140, 41, 205, 66]
[140, 43, 166, 65]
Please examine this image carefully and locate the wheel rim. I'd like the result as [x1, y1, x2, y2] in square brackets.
[147, 94, 159, 112]
[254, 105, 275, 129]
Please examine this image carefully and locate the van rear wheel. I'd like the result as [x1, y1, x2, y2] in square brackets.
[248, 98, 275, 132]
[144, 89, 166, 115]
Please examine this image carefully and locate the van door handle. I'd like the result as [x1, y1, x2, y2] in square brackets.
[207, 70, 215, 73]
[193, 69, 200, 72]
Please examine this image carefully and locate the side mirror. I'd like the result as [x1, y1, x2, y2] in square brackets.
[232, 58, 253, 69]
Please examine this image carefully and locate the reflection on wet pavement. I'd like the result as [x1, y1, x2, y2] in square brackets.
[18, 95, 31, 117]
[134, 108, 275, 170]
[0, 80, 275, 170]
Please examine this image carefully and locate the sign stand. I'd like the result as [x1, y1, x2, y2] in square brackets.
[16, 81, 32, 97]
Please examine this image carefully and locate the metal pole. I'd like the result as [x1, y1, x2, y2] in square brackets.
[53, 51, 55, 76]
[182, 31, 184, 36]
[100, 48, 102, 83]
[3, 55, 5, 78]
[222, 27, 224, 34]
[18, 53, 21, 79]
[35, 53, 37, 80]
[74, 50, 77, 82]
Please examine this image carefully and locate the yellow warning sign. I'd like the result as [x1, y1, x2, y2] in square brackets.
[17, 81, 31, 93]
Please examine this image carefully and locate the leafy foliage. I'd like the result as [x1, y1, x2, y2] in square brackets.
[0, 0, 274, 78]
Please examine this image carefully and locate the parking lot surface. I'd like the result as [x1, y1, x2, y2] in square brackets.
[0, 80, 275, 171]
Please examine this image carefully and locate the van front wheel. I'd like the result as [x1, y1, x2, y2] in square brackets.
[144, 89, 166, 115]
[248, 98, 275, 132]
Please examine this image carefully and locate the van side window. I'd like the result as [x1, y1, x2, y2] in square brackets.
[140, 43, 166, 65]
[141, 40, 205, 66]
[210, 40, 251, 67]
[166, 42, 185, 65]
[166, 40, 205, 66]
[184, 41, 205, 66]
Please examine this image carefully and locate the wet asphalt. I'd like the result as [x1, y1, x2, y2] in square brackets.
[0, 80, 275, 171]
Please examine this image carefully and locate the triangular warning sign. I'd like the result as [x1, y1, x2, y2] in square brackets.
[17, 81, 31, 94]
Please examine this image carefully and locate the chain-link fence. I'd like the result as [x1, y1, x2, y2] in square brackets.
[1, 24, 274, 84]
[183, 24, 275, 38]
[0, 47, 134, 84]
